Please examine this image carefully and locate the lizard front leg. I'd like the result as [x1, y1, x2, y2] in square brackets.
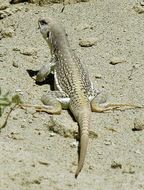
[36, 57, 56, 82]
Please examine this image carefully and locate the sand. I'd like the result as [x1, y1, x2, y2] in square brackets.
[0, 0, 144, 189]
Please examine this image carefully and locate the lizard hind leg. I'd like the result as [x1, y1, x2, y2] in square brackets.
[91, 97, 141, 113]
[36, 90, 70, 114]
[39, 93, 62, 114]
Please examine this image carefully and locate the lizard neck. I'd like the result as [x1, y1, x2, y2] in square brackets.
[48, 31, 70, 58]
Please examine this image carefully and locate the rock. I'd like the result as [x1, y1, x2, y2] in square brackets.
[0, 4, 21, 19]
[13, 47, 21, 51]
[104, 139, 112, 145]
[29, 0, 62, 4]
[0, 0, 9, 4]
[95, 73, 102, 79]
[49, 132, 56, 137]
[12, 61, 19, 68]
[0, 3, 9, 10]
[88, 165, 94, 170]
[7, 132, 24, 140]
[133, 3, 144, 14]
[89, 131, 98, 139]
[70, 141, 78, 148]
[0, 27, 15, 38]
[79, 38, 97, 47]
[0, 7, 14, 19]
[122, 165, 135, 174]
[0, 11, 7, 19]
[109, 57, 126, 65]
[10, 0, 26, 4]
[111, 161, 122, 169]
[20, 47, 37, 56]
[28, 0, 89, 5]
[9, 0, 90, 5]
[132, 116, 144, 131]
[15, 89, 22, 93]
[3, 8, 13, 16]
[38, 160, 50, 166]
[140, 1, 144, 6]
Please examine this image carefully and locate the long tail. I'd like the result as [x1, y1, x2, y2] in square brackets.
[75, 109, 90, 178]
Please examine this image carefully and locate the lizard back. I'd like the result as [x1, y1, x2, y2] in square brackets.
[39, 18, 95, 102]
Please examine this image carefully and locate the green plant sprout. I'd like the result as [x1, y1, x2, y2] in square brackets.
[0, 87, 22, 130]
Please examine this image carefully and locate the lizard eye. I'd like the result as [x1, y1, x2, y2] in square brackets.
[39, 19, 47, 25]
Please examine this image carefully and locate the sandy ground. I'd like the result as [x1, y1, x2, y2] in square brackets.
[0, 0, 144, 189]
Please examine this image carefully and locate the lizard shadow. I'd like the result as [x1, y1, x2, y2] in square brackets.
[27, 69, 80, 161]
[26, 69, 55, 91]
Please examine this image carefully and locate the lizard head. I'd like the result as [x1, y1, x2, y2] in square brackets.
[38, 18, 52, 41]
[38, 18, 66, 48]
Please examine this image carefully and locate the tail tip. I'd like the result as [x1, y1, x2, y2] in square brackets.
[75, 168, 81, 179]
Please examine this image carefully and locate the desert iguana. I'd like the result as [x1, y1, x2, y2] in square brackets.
[35, 17, 140, 178]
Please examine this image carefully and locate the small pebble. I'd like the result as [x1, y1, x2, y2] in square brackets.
[140, 1, 144, 6]
[25, 7, 29, 12]
[8, 132, 24, 140]
[95, 73, 102, 79]
[15, 89, 22, 92]
[122, 165, 135, 174]
[13, 47, 20, 51]
[132, 116, 144, 131]
[109, 57, 126, 65]
[1, 28, 15, 38]
[38, 160, 50, 166]
[33, 179, 41, 185]
[62, 0, 89, 4]
[134, 149, 142, 155]
[12, 61, 19, 68]
[89, 165, 94, 170]
[104, 139, 112, 145]
[72, 161, 77, 166]
[10, 0, 22, 4]
[111, 161, 122, 169]
[70, 141, 78, 148]
[49, 132, 56, 137]
[0, 11, 7, 19]
[12, 116, 18, 120]
[28, 120, 33, 124]
[79, 38, 97, 47]
[21, 124, 26, 128]
[89, 131, 98, 139]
